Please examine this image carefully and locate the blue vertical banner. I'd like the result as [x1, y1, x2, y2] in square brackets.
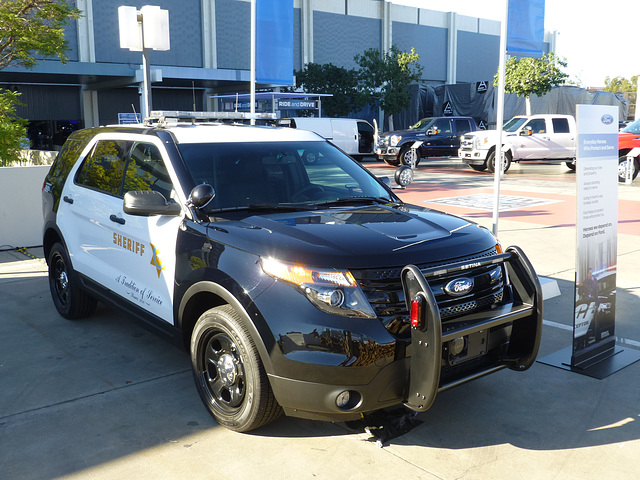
[506, 0, 545, 57]
[256, 0, 294, 85]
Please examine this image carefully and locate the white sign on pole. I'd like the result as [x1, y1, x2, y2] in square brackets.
[573, 105, 618, 367]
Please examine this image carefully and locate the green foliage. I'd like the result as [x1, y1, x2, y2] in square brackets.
[294, 63, 365, 118]
[0, 90, 28, 166]
[0, 1, 80, 165]
[0, 0, 80, 70]
[604, 75, 638, 93]
[355, 45, 423, 117]
[495, 52, 568, 99]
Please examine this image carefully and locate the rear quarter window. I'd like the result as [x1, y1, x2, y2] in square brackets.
[552, 118, 571, 134]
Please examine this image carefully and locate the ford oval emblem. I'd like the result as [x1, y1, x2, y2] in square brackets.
[601, 114, 614, 125]
[444, 277, 474, 297]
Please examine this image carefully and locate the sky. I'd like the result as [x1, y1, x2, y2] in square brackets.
[392, 0, 637, 88]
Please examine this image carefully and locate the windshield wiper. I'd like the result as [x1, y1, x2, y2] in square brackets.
[310, 196, 400, 207]
[209, 203, 316, 213]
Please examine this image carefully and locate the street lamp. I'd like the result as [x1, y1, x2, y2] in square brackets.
[118, 5, 170, 119]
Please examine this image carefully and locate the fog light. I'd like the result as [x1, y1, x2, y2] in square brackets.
[450, 337, 466, 356]
[336, 390, 350, 408]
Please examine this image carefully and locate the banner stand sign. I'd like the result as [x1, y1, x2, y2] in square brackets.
[538, 105, 640, 379]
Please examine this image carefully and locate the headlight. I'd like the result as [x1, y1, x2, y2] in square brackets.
[475, 135, 490, 149]
[260, 258, 376, 318]
[390, 135, 402, 147]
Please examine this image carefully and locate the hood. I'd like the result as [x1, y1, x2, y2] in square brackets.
[207, 204, 497, 269]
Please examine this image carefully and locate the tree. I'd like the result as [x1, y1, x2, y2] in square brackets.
[294, 63, 364, 118]
[495, 52, 568, 115]
[0, 0, 80, 166]
[604, 75, 637, 94]
[355, 45, 423, 130]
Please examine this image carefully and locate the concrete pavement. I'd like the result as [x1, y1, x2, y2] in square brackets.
[1, 161, 640, 480]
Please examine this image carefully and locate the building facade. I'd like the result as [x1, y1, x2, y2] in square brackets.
[1, 0, 554, 149]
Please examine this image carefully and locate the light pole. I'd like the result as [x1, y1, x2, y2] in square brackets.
[118, 5, 170, 119]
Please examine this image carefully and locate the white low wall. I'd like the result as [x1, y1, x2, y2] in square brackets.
[0, 166, 50, 248]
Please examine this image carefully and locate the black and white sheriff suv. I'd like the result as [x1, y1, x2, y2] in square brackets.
[42, 111, 543, 432]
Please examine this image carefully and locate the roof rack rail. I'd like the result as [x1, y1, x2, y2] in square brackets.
[144, 110, 277, 127]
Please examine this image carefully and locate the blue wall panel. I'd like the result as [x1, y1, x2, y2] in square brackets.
[392, 22, 447, 83]
[215, 0, 250, 70]
[293, 8, 302, 71]
[313, 12, 380, 70]
[456, 31, 499, 83]
[93, 0, 202, 67]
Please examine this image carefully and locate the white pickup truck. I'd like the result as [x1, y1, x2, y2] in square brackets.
[458, 114, 576, 173]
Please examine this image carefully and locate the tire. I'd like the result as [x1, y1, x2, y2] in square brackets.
[486, 150, 511, 174]
[191, 305, 282, 432]
[617, 155, 639, 183]
[398, 146, 421, 166]
[469, 164, 487, 172]
[47, 242, 97, 319]
[565, 161, 576, 171]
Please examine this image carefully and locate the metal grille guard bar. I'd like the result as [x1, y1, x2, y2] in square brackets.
[400, 245, 543, 413]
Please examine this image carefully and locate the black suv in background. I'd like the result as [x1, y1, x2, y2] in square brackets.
[376, 116, 478, 166]
[42, 111, 541, 432]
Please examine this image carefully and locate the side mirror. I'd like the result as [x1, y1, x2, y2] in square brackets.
[124, 190, 182, 216]
[520, 127, 533, 136]
[426, 127, 439, 136]
[188, 183, 215, 209]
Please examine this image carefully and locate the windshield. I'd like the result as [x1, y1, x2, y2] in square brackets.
[502, 117, 528, 132]
[409, 118, 434, 131]
[621, 118, 640, 134]
[177, 141, 397, 211]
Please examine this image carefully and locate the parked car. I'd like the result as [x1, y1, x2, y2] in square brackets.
[459, 114, 576, 173]
[617, 118, 640, 182]
[376, 116, 478, 166]
[42, 110, 542, 432]
[277, 117, 375, 162]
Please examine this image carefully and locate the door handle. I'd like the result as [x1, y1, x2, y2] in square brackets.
[109, 214, 125, 225]
[63, 196, 74, 204]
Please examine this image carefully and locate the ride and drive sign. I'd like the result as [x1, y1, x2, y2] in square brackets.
[573, 105, 618, 368]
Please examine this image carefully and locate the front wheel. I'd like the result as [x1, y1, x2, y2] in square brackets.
[617, 155, 639, 183]
[191, 305, 282, 432]
[486, 150, 511, 174]
[48, 242, 97, 319]
[469, 164, 487, 172]
[398, 146, 421, 166]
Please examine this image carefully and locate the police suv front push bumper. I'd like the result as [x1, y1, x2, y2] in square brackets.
[401, 245, 542, 412]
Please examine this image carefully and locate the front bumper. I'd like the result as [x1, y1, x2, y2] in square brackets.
[458, 148, 489, 164]
[265, 246, 542, 421]
[375, 146, 399, 161]
[401, 245, 542, 412]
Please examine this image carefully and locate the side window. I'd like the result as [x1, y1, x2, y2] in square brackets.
[432, 119, 452, 133]
[525, 119, 546, 134]
[454, 119, 472, 133]
[123, 143, 174, 200]
[552, 118, 570, 133]
[76, 139, 130, 196]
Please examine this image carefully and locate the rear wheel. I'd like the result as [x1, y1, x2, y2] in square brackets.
[48, 242, 97, 319]
[618, 155, 639, 182]
[191, 305, 282, 432]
